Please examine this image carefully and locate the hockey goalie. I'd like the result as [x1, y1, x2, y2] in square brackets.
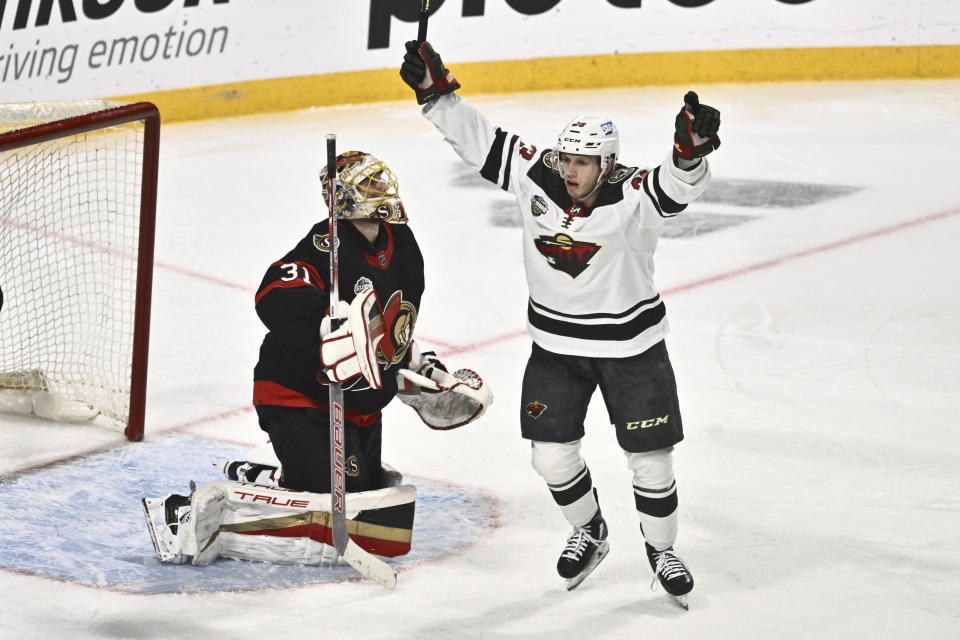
[141, 353, 493, 567]
[142, 150, 492, 567]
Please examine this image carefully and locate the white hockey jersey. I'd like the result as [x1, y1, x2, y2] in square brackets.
[423, 94, 711, 358]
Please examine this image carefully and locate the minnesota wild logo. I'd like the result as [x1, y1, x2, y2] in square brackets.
[525, 401, 548, 419]
[533, 233, 601, 278]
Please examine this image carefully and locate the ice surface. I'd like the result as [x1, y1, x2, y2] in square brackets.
[0, 434, 494, 594]
[1, 80, 958, 639]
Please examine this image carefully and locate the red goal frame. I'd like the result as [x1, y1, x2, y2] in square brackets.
[0, 102, 160, 441]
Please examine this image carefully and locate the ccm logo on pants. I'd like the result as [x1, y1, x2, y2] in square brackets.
[626, 416, 669, 430]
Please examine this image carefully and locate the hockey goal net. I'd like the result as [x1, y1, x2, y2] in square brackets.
[0, 101, 159, 441]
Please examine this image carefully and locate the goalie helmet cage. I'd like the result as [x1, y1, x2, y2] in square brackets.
[0, 101, 160, 442]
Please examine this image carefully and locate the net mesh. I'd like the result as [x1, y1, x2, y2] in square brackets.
[0, 101, 146, 429]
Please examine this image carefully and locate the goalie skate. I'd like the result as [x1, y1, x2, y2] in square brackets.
[142, 493, 192, 564]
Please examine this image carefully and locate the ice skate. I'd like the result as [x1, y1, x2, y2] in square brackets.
[217, 460, 279, 484]
[142, 492, 192, 564]
[646, 543, 694, 609]
[557, 512, 609, 591]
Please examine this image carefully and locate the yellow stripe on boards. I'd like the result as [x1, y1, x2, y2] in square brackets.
[114, 45, 960, 123]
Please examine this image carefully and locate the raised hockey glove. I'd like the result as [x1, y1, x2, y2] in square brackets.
[400, 40, 461, 105]
[319, 288, 386, 391]
[673, 91, 721, 160]
[396, 344, 493, 430]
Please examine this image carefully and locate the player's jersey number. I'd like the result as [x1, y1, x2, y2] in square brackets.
[280, 262, 311, 283]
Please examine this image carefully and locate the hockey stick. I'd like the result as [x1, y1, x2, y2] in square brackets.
[325, 134, 397, 590]
[418, 0, 430, 42]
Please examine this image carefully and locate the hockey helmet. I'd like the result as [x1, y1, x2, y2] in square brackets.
[320, 151, 408, 223]
[555, 116, 620, 176]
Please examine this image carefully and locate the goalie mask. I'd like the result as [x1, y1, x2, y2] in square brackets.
[320, 150, 408, 223]
[555, 116, 619, 194]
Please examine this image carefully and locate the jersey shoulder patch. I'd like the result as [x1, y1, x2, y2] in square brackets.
[607, 164, 639, 184]
[528, 149, 568, 208]
[541, 148, 560, 172]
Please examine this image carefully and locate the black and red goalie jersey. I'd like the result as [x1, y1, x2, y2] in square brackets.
[253, 219, 425, 424]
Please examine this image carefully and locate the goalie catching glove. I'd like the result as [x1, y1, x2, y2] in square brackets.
[320, 288, 386, 391]
[400, 40, 461, 105]
[396, 344, 493, 430]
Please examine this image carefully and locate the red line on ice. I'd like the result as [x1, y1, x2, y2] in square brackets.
[4, 206, 956, 461]
[162, 205, 960, 430]
[661, 207, 960, 296]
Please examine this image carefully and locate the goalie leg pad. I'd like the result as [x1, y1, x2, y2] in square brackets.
[142, 482, 230, 566]
[164, 480, 418, 565]
[145, 480, 418, 566]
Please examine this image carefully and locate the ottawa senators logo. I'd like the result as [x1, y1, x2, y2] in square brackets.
[312, 233, 340, 253]
[377, 290, 417, 367]
[533, 233, 601, 278]
[346, 455, 360, 477]
[526, 401, 548, 419]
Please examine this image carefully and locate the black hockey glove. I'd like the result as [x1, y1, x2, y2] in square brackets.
[673, 91, 721, 160]
[400, 40, 461, 105]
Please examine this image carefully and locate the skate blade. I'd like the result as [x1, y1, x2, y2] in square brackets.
[669, 594, 689, 610]
[564, 541, 610, 591]
[141, 498, 186, 564]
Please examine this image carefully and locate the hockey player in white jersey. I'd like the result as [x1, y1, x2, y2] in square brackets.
[401, 41, 722, 607]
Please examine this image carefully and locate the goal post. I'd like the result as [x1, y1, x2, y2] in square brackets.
[0, 101, 160, 442]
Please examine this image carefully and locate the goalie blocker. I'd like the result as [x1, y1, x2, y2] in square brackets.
[320, 289, 494, 430]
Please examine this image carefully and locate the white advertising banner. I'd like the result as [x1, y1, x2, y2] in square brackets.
[0, 0, 957, 102]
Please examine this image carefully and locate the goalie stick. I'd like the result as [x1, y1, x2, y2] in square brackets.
[418, 0, 430, 42]
[325, 133, 397, 590]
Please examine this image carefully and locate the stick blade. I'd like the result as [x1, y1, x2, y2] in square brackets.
[342, 540, 398, 590]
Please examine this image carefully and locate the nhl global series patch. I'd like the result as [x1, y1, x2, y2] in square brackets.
[530, 195, 549, 217]
[533, 233, 601, 278]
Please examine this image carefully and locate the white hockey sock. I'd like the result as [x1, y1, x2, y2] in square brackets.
[625, 448, 679, 549]
[532, 440, 599, 528]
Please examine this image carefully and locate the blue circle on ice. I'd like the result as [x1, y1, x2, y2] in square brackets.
[0, 434, 496, 594]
